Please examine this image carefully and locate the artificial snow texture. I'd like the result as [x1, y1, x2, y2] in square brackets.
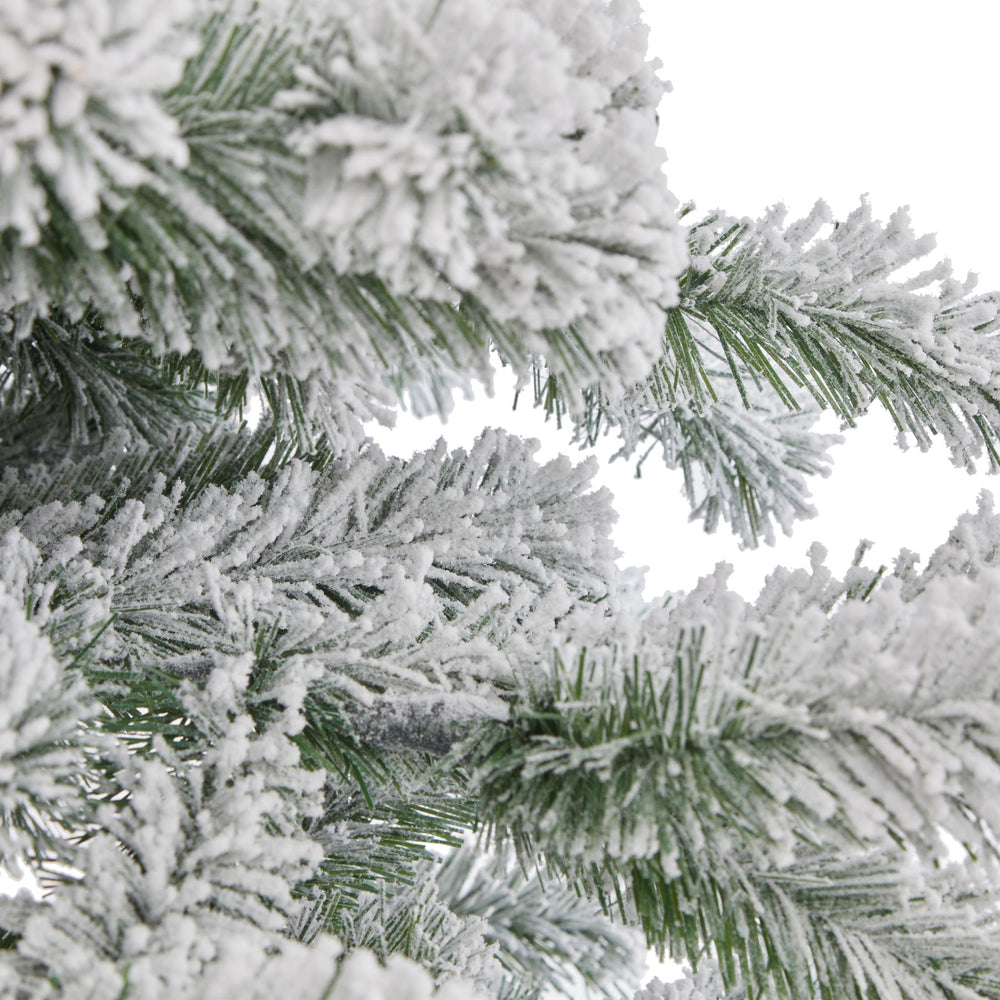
[289, 0, 686, 376]
[0, 0, 192, 245]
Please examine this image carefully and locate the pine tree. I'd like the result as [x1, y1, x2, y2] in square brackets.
[3, 1, 1000, 998]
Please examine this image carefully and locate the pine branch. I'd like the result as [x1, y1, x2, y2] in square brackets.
[0, 632, 499, 998]
[0, 426, 621, 743]
[535, 200, 1000, 545]
[571, 367, 839, 546]
[633, 847, 1000, 1000]
[675, 200, 1000, 457]
[2, 1, 686, 435]
[2, 741, 337, 998]
[303, 859, 503, 990]
[436, 842, 643, 998]
[0, 585, 102, 872]
[8, 4, 1000, 998]
[469, 504, 1000, 995]
[0, 311, 213, 466]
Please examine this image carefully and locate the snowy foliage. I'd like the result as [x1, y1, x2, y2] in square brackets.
[0, 427, 620, 728]
[0, 0, 686, 409]
[637, 963, 732, 1000]
[681, 199, 1000, 467]
[434, 841, 644, 996]
[0, 584, 98, 870]
[287, 0, 686, 380]
[0, 616, 489, 999]
[591, 362, 840, 545]
[471, 500, 1000, 995]
[4, 2, 1000, 999]
[542, 197, 1000, 545]
[6, 754, 327, 999]
[0, 0, 192, 246]
[477, 505, 1000, 869]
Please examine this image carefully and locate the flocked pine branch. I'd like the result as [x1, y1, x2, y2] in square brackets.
[0, 425, 621, 730]
[469, 497, 1000, 996]
[679, 200, 1000, 460]
[535, 199, 1000, 545]
[571, 364, 841, 546]
[0, 654, 488, 999]
[637, 962, 733, 1000]
[434, 841, 644, 998]
[0, 0, 686, 424]
[0, 584, 101, 873]
[4, 1, 1000, 999]
[0, 310, 214, 465]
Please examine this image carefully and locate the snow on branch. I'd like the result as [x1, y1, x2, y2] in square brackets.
[574, 360, 841, 547]
[470, 497, 1000, 994]
[476, 506, 1000, 872]
[1, 0, 687, 406]
[549, 198, 1000, 545]
[0, 0, 193, 247]
[0, 583, 100, 870]
[4, 744, 488, 997]
[0, 597, 489, 998]
[286, 0, 686, 380]
[0, 427, 622, 730]
[681, 199, 1000, 468]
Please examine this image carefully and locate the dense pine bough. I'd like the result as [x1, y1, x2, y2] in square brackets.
[3, 1, 1000, 998]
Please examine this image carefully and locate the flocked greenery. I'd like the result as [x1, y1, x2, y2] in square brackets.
[3, 1, 1000, 998]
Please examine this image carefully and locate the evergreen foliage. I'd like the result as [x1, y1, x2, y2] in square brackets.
[2, 1, 1000, 998]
